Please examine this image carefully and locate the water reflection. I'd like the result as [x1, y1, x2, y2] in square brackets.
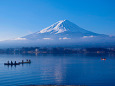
[0, 54, 115, 86]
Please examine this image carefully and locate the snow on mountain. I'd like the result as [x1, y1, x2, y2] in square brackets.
[38, 20, 67, 34]
[35, 20, 96, 34]
[23, 20, 104, 40]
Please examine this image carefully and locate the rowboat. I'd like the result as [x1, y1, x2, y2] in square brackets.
[4, 63, 20, 65]
[4, 60, 31, 65]
[101, 58, 106, 60]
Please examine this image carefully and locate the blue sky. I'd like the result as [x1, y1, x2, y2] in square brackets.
[0, 0, 115, 41]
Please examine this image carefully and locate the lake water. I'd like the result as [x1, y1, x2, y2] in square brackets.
[0, 54, 115, 86]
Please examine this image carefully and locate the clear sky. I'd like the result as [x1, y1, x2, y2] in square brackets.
[0, 0, 115, 41]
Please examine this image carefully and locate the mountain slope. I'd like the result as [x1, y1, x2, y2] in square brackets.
[23, 20, 105, 40]
[1, 20, 114, 48]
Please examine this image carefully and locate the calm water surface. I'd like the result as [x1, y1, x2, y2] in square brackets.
[0, 54, 115, 86]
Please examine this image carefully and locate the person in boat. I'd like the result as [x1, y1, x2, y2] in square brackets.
[7, 61, 9, 64]
[11, 61, 13, 65]
[104, 58, 106, 59]
[22, 60, 24, 63]
[29, 59, 31, 62]
[14, 61, 16, 65]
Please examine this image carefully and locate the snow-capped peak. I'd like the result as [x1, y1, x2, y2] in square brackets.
[38, 20, 67, 34]
[36, 19, 94, 35]
[23, 20, 102, 40]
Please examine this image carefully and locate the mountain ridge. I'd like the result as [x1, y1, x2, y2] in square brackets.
[31, 20, 98, 34]
[0, 20, 114, 48]
[23, 20, 106, 40]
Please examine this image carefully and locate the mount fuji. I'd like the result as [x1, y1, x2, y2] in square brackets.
[22, 20, 106, 40]
[1, 20, 115, 48]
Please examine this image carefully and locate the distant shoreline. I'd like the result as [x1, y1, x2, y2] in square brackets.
[0, 47, 115, 55]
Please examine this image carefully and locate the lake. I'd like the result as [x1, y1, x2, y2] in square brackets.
[0, 54, 115, 86]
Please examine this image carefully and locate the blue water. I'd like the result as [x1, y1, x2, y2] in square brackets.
[0, 54, 115, 86]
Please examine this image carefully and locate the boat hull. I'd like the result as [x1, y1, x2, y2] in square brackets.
[4, 63, 20, 65]
[4, 61, 31, 65]
[19, 61, 31, 64]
